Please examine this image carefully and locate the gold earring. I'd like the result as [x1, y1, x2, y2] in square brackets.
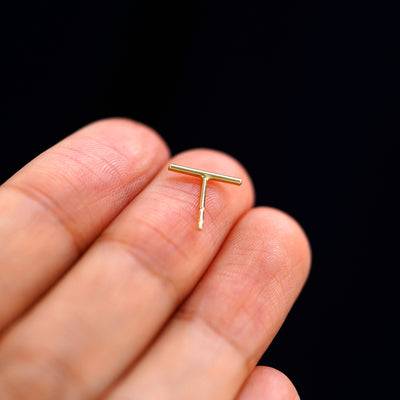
[168, 163, 242, 230]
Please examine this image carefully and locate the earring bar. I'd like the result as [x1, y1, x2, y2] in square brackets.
[168, 163, 242, 230]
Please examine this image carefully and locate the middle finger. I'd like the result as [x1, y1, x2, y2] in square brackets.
[0, 149, 254, 400]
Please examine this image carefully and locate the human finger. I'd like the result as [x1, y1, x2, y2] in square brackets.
[0, 150, 254, 399]
[235, 366, 300, 400]
[0, 118, 169, 330]
[106, 207, 311, 400]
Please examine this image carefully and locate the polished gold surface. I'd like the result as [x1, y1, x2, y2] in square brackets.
[168, 163, 242, 230]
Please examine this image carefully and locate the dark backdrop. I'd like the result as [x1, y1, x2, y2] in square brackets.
[1, 1, 397, 398]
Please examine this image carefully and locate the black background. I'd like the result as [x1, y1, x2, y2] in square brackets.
[1, 1, 397, 398]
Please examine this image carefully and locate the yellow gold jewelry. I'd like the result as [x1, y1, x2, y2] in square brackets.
[168, 163, 242, 230]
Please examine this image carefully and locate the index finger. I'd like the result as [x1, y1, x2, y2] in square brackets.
[0, 118, 169, 330]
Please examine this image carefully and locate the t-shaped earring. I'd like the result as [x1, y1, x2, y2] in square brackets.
[168, 163, 242, 230]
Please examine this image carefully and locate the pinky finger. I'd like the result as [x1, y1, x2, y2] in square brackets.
[235, 366, 300, 400]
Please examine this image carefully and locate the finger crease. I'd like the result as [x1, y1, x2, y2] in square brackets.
[3, 183, 82, 255]
[97, 234, 183, 305]
[175, 307, 255, 374]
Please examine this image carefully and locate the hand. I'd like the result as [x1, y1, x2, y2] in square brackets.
[0, 119, 311, 400]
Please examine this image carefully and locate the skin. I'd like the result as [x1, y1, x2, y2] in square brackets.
[0, 118, 310, 399]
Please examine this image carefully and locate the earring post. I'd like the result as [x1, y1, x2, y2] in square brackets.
[168, 163, 242, 230]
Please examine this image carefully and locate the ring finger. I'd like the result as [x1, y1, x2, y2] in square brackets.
[106, 207, 311, 400]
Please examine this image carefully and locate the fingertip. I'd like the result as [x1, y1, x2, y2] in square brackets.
[236, 366, 300, 400]
[68, 117, 171, 163]
[241, 206, 312, 284]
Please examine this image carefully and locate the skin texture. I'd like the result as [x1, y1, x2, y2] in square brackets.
[0, 118, 311, 399]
